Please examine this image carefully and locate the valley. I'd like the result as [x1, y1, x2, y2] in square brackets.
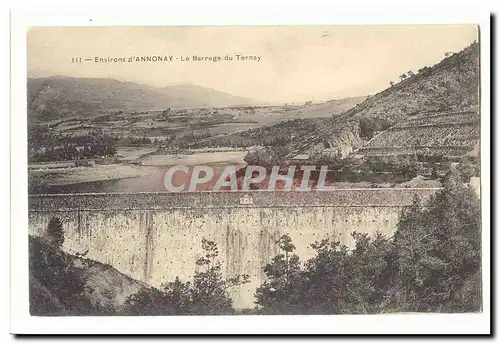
[28, 42, 480, 194]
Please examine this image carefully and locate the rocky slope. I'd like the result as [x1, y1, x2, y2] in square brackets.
[219, 42, 479, 160]
[29, 235, 149, 315]
[286, 42, 480, 158]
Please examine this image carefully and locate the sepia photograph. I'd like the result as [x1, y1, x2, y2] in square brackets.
[9, 13, 491, 335]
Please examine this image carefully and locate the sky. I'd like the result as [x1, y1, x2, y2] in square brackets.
[27, 25, 478, 103]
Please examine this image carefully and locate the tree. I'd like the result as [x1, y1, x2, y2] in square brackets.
[29, 235, 97, 315]
[46, 217, 64, 249]
[418, 67, 431, 76]
[389, 81, 395, 87]
[390, 169, 481, 312]
[254, 167, 481, 315]
[189, 238, 250, 315]
[255, 234, 306, 314]
[255, 232, 397, 315]
[122, 287, 169, 316]
[162, 108, 171, 117]
[244, 147, 291, 168]
[123, 238, 250, 315]
[399, 73, 408, 81]
[359, 117, 392, 140]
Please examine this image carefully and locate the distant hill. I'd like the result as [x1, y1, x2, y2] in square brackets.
[267, 96, 368, 121]
[158, 84, 264, 108]
[27, 76, 263, 121]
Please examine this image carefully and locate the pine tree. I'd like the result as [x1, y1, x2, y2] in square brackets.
[46, 217, 64, 249]
[391, 169, 481, 312]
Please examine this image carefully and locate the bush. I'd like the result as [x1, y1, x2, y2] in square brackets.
[29, 236, 94, 315]
[122, 238, 250, 315]
[46, 217, 64, 248]
[390, 169, 481, 312]
[359, 117, 392, 140]
[244, 147, 291, 168]
[254, 168, 481, 314]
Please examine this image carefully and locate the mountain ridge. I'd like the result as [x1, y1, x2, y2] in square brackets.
[27, 76, 265, 120]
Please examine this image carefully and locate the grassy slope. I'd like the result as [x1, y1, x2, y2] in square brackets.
[286, 42, 480, 158]
[200, 42, 479, 159]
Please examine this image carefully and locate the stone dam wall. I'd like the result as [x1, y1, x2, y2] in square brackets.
[28, 189, 439, 309]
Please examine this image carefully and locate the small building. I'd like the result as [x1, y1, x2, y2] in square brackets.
[239, 194, 253, 205]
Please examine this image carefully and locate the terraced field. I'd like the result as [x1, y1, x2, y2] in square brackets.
[276, 42, 481, 160]
[358, 110, 480, 157]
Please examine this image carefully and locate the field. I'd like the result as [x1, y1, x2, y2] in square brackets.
[29, 164, 153, 187]
[139, 151, 247, 166]
[115, 147, 158, 162]
[28, 97, 367, 192]
[42, 98, 365, 148]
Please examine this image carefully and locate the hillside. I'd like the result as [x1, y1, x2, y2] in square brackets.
[193, 42, 479, 160]
[187, 97, 367, 149]
[29, 235, 149, 315]
[285, 42, 480, 159]
[27, 76, 263, 121]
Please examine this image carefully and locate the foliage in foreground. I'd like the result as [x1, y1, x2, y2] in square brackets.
[254, 169, 481, 314]
[29, 235, 99, 315]
[122, 238, 250, 315]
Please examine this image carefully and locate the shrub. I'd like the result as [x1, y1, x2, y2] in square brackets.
[46, 217, 64, 248]
[122, 238, 250, 315]
[29, 236, 93, 315]
[254, 168, 481, 314]
[359, 117, 392, 140]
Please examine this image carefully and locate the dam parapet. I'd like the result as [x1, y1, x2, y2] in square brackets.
[29, 188, 439, 211]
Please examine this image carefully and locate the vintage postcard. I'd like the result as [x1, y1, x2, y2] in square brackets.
[11, 18, 490, 335]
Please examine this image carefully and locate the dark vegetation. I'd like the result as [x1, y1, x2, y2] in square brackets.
[253, 170, 481, 314]
[29, 223, 107, 315]
[313, 154, 479, 183]
[29, 219, 145, 316]
[30, 144, 117, 163]
[242, 145, 479, 185]
[28, 124, 117, 162]
[28, 121, 214, 162]
[358, 117, 392, 140]
[30, 169, 481, 315]
[122, 239, 250, 315]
